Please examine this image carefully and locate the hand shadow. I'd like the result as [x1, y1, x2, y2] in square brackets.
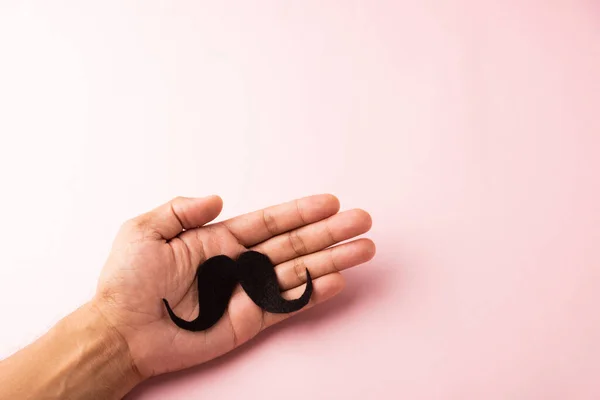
[126, 260, 394, 399]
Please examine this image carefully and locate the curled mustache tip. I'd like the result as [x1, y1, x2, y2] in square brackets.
[162, 298, 172, 315]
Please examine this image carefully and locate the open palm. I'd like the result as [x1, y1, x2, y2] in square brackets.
[94, 194, 375, 378]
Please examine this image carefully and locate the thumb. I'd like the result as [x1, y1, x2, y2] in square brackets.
[126, 195, 223, 240]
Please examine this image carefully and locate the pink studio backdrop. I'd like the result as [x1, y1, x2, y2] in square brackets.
[1, 1, 599, 399]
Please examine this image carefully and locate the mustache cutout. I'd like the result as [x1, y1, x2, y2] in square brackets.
[162, 251, 313, 332]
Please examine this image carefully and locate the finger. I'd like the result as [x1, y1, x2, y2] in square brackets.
[252, 209, 372, 264]
[261, 273, 345, 330]
[275, 238, 376, 291]
[222, 194, 340, 247]
[128, 195, 223, 240]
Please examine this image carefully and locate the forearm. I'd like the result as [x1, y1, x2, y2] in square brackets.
[0, 302, 142, 400]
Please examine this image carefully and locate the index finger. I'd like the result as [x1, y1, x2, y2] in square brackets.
[221, 194, 340, 247]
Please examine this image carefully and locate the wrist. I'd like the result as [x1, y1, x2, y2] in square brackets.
[0, 302, 144, 400]
[62, 301, 144, 398]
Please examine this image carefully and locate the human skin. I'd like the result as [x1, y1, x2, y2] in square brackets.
[0, 194, 375, 399]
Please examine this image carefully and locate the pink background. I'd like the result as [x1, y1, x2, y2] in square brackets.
[1, 1, 600, 399]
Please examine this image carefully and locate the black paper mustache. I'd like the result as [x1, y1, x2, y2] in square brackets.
[162, 251, 313, 332]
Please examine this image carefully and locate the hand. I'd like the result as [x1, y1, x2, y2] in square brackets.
[93, 194, 375, 379]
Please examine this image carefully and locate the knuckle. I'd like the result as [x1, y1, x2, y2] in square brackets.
[98, 286, 119, 307]
[292, 258, 307, 284]
[262, 210, 278, 236]
[295, 199, 307, 224]
[288, 230, 307, 256]
[171, 196, 186, 204]
[121, 217, 146, 232]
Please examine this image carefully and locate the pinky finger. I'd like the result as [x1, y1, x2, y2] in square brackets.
[261, 273, 346, 330]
